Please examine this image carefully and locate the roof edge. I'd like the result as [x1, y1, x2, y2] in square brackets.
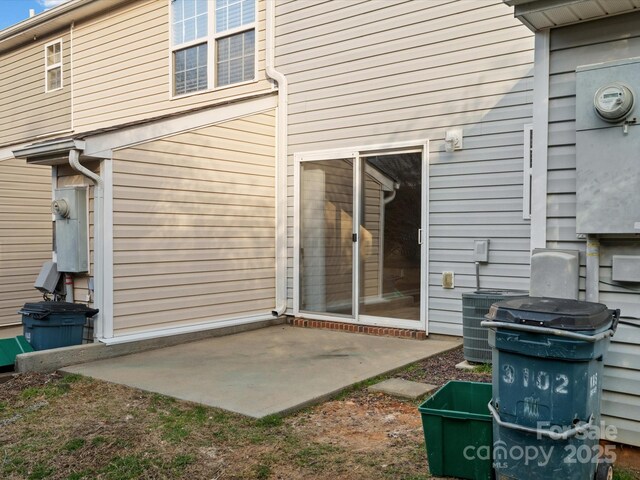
[0, 0, 91, 42]
[13, 138, 86, 165]
[0, 0, 130, 52]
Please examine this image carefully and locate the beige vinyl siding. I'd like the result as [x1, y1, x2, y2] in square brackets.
[72, 0, 271, 132]
[0, 160, 52, 327]
[0, 30, 71, 146]
[362, 176, 382, 300]
[277, 0, 534, 335]
[547, 13, 640, 447]
[111, 111, 275, 336]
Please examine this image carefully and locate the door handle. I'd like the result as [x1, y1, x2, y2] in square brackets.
[418, 229, 423, 245]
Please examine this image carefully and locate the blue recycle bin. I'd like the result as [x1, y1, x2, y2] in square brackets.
[20, 301, 99, 351]
[482, 297, 618, 480]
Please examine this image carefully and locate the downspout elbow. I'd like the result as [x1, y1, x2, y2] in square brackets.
[69, 148, 102, 187]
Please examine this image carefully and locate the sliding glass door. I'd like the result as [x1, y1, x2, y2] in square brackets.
[299, 159, 354, 316]
[358, 153, 422, 322]
[297, 146, 427, 329]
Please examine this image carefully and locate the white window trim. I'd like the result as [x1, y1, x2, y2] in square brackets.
[168, 0, 258, 99]
[531, 30, 550, 250]
[44, 38, 63, 93]
[523, 123, 533, 220]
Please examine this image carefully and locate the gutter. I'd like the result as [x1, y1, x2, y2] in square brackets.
[12, 138, 85, 162]
[265, 0, 288, 318]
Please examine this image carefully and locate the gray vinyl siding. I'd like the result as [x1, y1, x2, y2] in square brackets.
[548, 13, 640, 447]
[276, 0, 534, 335]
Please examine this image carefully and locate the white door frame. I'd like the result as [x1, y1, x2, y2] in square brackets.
[293, 140, 429, 333]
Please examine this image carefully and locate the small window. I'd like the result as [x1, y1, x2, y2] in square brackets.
[170, 0, 256, 96]
[45, 40, 63, 92]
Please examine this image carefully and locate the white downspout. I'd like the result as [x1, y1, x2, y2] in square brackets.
[68, 149, 104, 337]
[266, 0, 288, 317]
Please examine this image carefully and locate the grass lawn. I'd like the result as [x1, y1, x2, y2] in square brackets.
[0, 347, 638, 480]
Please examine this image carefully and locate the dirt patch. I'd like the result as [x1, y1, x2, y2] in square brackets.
[397, 345, 491, 385]
[293, 394, 422, 453]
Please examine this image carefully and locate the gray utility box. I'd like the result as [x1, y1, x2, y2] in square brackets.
[530, 249, 579, 300]
[53, 187, 89, 273]
[576, 57, 640, 234]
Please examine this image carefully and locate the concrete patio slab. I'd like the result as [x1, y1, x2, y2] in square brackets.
[368, 378, 438, 400]
[61, 325, 460, 418]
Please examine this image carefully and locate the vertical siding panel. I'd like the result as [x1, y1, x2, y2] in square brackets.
[111, 111, 276, 336]
[277, 0, 534, 336]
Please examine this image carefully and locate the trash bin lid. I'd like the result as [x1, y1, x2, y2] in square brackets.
[20, 301, 99, 319]
[486, 296, 612, 331]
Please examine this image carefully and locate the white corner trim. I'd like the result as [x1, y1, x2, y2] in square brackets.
[83, 94, 278, 158]
[70, 22, 75, 131]
[102, 158, 114, 339]
[531, 30, 550, 251]
[422, 139, 430, 335]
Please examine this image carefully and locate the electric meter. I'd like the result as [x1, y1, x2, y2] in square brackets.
[593, 83, 634, 122]
[52, 199, 70, 218]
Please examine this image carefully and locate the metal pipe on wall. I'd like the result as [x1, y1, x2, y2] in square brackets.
[586, 235, 600, 303]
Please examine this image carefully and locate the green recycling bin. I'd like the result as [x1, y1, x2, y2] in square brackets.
[0, 336, 33, 369]
[20, 301, 99, 351]
[418, 381, 493, 480]
[483, 297, 618, 480]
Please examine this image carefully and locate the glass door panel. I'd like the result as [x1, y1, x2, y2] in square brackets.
[358, 153, 422, 321]
[299, 159, 354, 316]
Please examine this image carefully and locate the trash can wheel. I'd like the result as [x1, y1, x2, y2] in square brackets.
[595, 462, 613, 480]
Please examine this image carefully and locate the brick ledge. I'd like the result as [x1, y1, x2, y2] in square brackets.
[288, 317, 426, 340]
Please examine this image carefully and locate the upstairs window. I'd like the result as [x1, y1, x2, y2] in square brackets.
[170, 0, 256, 96]
[215, 0, 255, 87]
[45, 40, 63, 92]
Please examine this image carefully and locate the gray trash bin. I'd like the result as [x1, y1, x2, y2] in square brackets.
[20, 301, 99, 351]
[482, 297, 618, 480]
